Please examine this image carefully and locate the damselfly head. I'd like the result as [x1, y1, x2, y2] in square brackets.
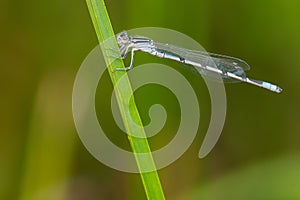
[116, 31, 130, 47]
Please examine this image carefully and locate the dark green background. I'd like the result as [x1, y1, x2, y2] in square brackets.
[1, 0, 299, 199]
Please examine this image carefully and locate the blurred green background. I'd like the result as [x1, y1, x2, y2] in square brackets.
[1, 0, 300, 199]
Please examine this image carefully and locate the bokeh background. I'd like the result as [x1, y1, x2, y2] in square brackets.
[1, 0, 300, 199]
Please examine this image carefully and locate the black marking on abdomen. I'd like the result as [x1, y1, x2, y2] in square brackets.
[179, 57, 185, 63]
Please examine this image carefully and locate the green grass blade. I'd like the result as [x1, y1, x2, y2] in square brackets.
[85, 0, 165, 199]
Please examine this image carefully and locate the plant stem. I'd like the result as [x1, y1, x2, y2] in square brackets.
[85, 0, 165, 199]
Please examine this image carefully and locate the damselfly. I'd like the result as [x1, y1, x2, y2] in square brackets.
[115, 31, 282, 93]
